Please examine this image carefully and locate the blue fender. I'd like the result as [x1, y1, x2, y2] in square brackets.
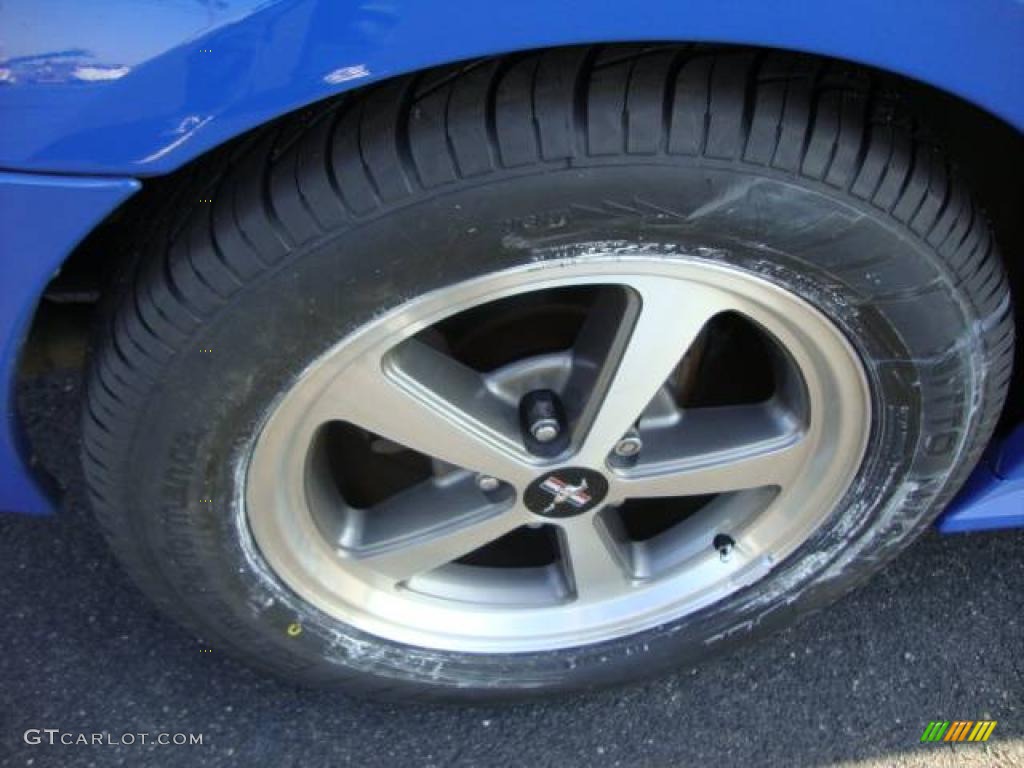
[0, 0, 1022, 177]
[937, 426, 1024, 533]
[1, 1, 1022, 526]
[0, 173, 139, 515]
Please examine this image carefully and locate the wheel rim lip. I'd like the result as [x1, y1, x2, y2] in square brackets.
[244, 253, 871, 653]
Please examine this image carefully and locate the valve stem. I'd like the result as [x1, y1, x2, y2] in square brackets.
[713, 533, 735, 563]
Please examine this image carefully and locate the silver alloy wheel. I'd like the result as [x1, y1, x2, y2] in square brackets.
[245, 254, 871, 653]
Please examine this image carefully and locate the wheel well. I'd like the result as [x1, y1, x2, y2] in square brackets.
[18, 44, 1024, 430]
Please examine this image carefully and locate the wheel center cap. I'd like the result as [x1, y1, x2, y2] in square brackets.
[524, 467, 609, 518]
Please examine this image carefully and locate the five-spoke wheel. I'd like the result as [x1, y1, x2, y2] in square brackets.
[247, 257, 870, 652]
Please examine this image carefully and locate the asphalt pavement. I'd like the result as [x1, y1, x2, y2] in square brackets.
[1, 371, 1022, 768]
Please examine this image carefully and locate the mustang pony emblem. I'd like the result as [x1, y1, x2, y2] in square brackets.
[539, 476, 592, 514]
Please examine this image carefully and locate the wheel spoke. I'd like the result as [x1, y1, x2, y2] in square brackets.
[575, 277, 734, 466]
[349, 504, 532, 584]
[316, 338, 536, 488]
[559, 516, 631, 601]
[615, 405, 808, 497]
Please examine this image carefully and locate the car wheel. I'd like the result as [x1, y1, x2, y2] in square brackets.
[83, 46, 1013, 700]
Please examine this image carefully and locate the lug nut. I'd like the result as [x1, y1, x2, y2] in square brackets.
[519, 389, 569, 457]
[713, 533, 735, 563]
[530, 418, 560, 443]
[476, 475, 501, 493]
[613, 429, 643, 457]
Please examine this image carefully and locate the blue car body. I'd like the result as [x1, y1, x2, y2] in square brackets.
[2, 0, 1023, 530]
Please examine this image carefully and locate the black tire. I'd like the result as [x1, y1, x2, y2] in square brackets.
[83, 45, 1014, 700]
